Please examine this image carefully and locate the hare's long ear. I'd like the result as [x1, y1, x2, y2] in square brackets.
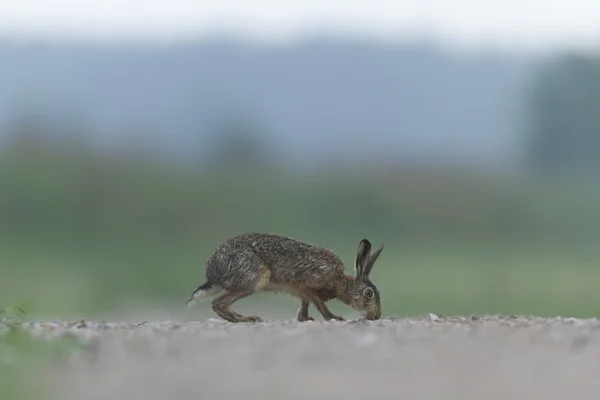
[363, 243, 384, 277]
[355, 239, 371, 278]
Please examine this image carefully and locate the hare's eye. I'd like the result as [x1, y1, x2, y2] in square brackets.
[363, 288, 374, 298]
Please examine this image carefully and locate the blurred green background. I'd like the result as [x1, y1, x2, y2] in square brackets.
[2, 43, 600, 321]
[3, 133, 600, 319]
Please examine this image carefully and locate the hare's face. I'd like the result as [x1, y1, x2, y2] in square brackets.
[351, 278, 381, 320]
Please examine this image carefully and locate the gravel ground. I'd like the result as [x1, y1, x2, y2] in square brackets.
[9, 314, 600, 400]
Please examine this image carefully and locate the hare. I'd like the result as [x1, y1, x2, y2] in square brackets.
[186, 232, 384, 323]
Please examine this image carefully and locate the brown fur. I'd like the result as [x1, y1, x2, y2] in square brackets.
[187, 232, 384, 323]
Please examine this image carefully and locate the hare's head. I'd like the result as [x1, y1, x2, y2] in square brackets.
[350, 239, 384, 320]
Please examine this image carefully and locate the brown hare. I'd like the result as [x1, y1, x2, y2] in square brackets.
[186, 232, 384, 323]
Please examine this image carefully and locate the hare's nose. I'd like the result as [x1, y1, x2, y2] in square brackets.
[365, 312, 381, 321]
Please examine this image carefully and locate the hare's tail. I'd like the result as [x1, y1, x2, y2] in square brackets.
[186, 281, 222, 307]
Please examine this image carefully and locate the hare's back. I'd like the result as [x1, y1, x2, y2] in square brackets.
[254, 233, 345, 284]
[219, 232, 345, 285]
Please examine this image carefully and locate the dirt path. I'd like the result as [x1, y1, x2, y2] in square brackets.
[19, 315, 600, 400]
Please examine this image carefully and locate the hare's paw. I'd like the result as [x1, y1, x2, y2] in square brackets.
[297, 315, 314, 322]
[239, 315, 263, 323]
[326, 314, 345, 321]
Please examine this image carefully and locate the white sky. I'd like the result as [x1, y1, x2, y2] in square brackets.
[2, 0, 600, 52]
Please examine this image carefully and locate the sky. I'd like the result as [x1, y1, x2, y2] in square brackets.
[1, 0, 600, 53]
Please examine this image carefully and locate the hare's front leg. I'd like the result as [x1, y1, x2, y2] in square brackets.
[303, 290, 344, 321]
[296, 301, 314, 322]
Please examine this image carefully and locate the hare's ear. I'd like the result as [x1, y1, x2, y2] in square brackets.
[363, 243, 384, 277]
[355, 239, 371, 278]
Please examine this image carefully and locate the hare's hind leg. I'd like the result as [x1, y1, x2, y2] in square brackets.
[211, 261, 271, 323]
[211, 291, 261, 323]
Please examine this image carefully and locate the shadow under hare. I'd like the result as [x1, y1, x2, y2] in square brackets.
[187, 232, 384, 323]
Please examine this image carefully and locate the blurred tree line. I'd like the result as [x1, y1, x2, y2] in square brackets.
[2, 48, 600, 249]
[527, 52, 600, 179]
